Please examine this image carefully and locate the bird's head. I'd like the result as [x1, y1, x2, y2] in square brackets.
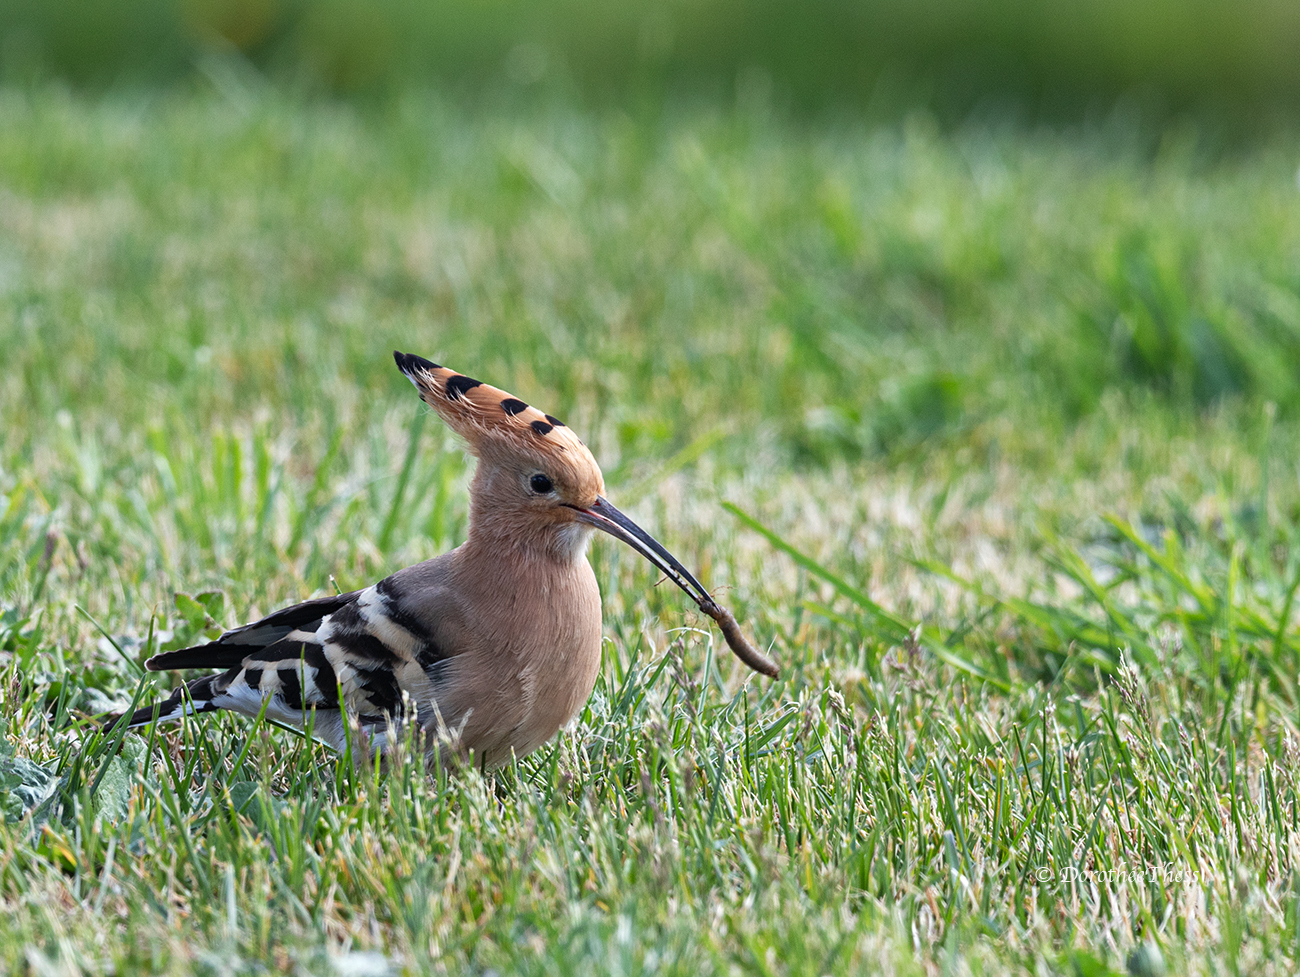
[393, 351, 713, 603]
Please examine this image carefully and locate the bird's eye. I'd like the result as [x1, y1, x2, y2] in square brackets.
[530, 473, 554, 494]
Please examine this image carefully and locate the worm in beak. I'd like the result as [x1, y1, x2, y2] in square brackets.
[570, 497, 780, 677]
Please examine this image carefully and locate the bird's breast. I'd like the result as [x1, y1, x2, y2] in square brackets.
[442, 554, 604, 765]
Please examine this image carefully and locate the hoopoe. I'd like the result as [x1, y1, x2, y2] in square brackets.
[108, 352, 776, 768]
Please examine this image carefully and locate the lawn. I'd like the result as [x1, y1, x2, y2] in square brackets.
[3, 84, 1300, 974]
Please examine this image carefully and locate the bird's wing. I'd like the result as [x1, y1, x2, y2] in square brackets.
[145, 589, 363, 671]
[123, 566, 460, 737]
[311, 575, 456, 725]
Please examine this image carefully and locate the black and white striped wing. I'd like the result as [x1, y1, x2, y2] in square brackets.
[313, 580, 451, 726]
[119, 576, 451, 744]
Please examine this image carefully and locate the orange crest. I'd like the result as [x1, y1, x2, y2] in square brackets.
[394, 351, 605, 502]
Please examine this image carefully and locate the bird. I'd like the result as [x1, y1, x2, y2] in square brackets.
[106, 351, 776, 768]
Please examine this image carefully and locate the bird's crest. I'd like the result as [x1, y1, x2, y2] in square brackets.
[394, 351, 604, 497]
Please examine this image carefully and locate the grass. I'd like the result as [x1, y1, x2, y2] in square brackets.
[3, 83, 1300, 973]
[5, 0, 1300, 119]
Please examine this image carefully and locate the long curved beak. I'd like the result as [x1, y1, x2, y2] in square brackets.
[569, 497, 713, 607]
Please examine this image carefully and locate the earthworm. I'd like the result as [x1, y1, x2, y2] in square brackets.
[696, 597, 780, 677]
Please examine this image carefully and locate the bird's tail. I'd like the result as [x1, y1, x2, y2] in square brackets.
[102, 675, 224, 734]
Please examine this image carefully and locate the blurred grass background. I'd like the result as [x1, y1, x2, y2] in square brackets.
[3, 0, 1300, 121]
[6, 1, 1300, 974]
[4, 83, 1300, 974]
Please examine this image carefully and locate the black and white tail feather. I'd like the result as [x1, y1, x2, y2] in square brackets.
[106, 577, 453, 755]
